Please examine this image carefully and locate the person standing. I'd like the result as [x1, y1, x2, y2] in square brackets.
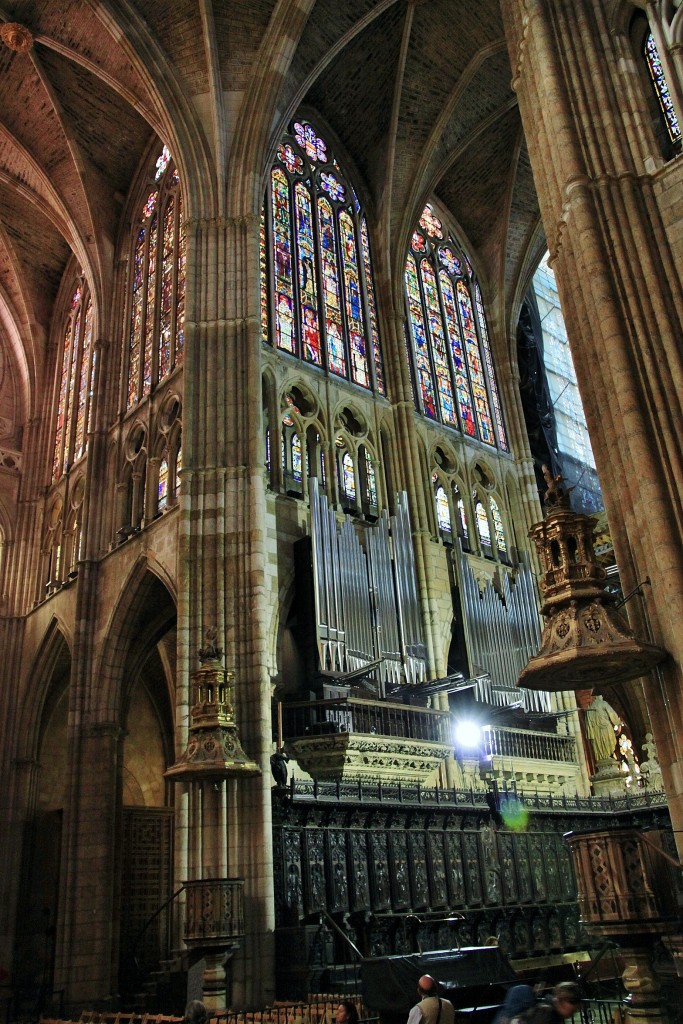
[525, 982, 582, 1024]
[407, 975, 455, 1024]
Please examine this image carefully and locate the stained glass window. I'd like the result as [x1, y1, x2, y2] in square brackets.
[263, 119, 385, 394]
[404, 204, 508, 451]
[645, 32, 681, 144]
[127, 145, 184, 408]
[457, 495, 469, 544]
[291, 434, 302, 482]
[435, 486, 451, 533]
[158, 457, 169, 511]
[364, 449, 377, 508]
[475, 500, 492, 550]
[52, 285, 96, 481]
[489, 496, 507, 553]
[341, 451, 356, 501]
[175, 446, 182, 497]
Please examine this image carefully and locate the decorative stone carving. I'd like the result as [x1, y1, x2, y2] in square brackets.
[285, 732, 451, 784]
[640, 732, 664, 791]
[0, 22, 33, 52]
[518, 484, 666, 690]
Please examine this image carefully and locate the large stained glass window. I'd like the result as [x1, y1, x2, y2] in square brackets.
[644, 32, 681, 145]
[262, 120, 385, 394]
[127, 145, 185, 409]
[404, 204, 508, 450]
[52, 284, 95, 481]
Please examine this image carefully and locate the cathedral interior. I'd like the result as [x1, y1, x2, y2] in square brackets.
[1, 0, 683, 1019]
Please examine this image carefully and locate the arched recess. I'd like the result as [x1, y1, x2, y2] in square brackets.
[12, 620, 72, 1011]
[93, 557, 178, 997]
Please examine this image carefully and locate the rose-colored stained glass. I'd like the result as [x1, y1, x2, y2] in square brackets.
[440, 271, 475, 437]
[158, 196, 175, 380]
[295, 182, 322, 366]
[456, 280, 495, 445]
[128, 226, 146, 407]
[294, 121, 326, 163]
[419, 205, 443, 239]
[277, 143, 303, 174]
[174, 192, 185, 366]
[339, 210, 369, 388]
[361, 218, 384, 395]
[411, 231, 427, 253]
[271, 168, 295, 354]
[420, 259, 456, 426]
[405, 254, 437, 419]
[474, 283, 507, 451]
[321, 172, 345, 202]
[143, 213, 158, 394]
[74, 298, 93, 460]
[318, 197, 346, 377]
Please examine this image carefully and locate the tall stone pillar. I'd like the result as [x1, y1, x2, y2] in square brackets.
[501, 0, 683, 850]
[178, 214, 274, 1006]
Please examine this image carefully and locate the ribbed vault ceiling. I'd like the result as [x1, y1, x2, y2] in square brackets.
[0, 0, 543, 436]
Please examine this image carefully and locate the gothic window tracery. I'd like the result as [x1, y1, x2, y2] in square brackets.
[404, 205, 508, 450]
[262, 120, 385, 394]
[52, 282, 95, 482]
[644, 31, 681, 145]
[126, 145, 185, 409]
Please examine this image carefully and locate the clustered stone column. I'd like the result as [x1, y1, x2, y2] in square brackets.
[501, 0, 683, 847]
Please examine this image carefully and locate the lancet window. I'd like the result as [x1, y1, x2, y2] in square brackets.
[404, 206, 508, 450]
[52, 283, 95, 481]
[126, 145, 185, 409]
[644, 31, 681, 145]
[262, 120, 385, 394]
[432, 471, 470, 550]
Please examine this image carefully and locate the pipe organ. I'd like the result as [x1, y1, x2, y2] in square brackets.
[306, 478, 426, 693]
[455, 544, 552, 713]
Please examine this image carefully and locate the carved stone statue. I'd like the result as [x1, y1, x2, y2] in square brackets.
[640, 732, 664, 790]
[585, 694, 621, 764]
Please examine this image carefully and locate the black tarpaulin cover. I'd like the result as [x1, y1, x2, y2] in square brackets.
[360, 947, 518, 1013]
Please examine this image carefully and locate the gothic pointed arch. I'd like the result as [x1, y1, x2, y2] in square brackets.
[95, 557, 177, 722]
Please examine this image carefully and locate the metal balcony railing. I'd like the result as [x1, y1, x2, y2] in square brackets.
[482, 724, 577, 763]
[281, 698, 452, 745]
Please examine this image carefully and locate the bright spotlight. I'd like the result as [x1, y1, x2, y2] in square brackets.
[453, 720, 481, 751]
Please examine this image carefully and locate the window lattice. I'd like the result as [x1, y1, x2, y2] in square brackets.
[52, 285, 95, 481]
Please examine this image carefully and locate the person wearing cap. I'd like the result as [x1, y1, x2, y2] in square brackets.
[492, 984, 536, 1024]
[407, 974, 455, 1024]
[525, 982, 582, 1024]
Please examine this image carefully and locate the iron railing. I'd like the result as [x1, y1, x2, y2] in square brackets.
[281, 698, 452, 744]
[482, 725, 577, 763]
